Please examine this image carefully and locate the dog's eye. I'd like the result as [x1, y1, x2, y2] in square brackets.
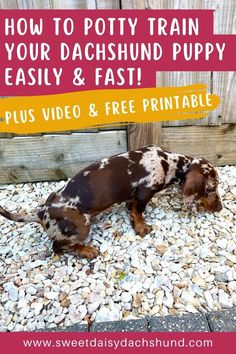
[205, 190, 216, 197]
[206, 182, 216, 194]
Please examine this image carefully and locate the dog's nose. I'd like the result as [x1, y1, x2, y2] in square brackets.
[216, 201, 223, 212]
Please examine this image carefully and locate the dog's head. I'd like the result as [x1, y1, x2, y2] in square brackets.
[183, 159, 223, 213]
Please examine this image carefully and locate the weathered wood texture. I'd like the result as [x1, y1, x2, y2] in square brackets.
[0, 0, 235, 183]
[161, 124, 236, 166]
[123, 0, 236, 127]
[126, 0, 236, 157]
[0, 0, 123, 137]
[128, 122, 161, 150]
[156, 72, 214, 126]
[122, 0, 236, 26]
[0, 131, 127, 183]
[1, 124, 233, 185]
[208, 0, 236, 125]
[0, 0, 120, 9]
[1, 0, 235, 127]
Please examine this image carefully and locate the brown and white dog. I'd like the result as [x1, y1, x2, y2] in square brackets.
[0, 145, 223, 260]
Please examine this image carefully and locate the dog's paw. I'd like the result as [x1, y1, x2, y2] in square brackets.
[135, 223, 152, 237]
[75, 245, 99, 260]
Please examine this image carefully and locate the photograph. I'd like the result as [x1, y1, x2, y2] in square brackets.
[0, 0, 235, 352]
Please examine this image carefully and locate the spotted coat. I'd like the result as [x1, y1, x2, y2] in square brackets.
[0, 145, 223, 259]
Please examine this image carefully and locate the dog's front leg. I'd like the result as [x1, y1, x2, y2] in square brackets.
[130, 205, 151, 237]
[129, 186, 156, 236]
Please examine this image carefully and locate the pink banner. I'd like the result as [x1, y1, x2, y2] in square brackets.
[0, 10, 235, 96]
[0, 332, 235, 354]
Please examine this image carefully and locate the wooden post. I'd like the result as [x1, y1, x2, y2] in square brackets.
[122, 0, 162, 150]
[128, 123, 162, 150]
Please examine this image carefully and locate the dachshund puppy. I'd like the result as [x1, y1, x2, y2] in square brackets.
[0, 145, 223, 259]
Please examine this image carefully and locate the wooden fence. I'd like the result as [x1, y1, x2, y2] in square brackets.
[0, 0, 235, 184]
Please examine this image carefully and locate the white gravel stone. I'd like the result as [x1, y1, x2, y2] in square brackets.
[0, 246, 12, 255]
[218, 290, 233, 309]
[131, 254, 140, 268]
[34, 303, 43, 316]
[26, 286, 37, 295]
[95, 307, 112, 322]
[54, 314, 66, 325]
[121, 292, 132, 303]
[185, 304, 199, 314]
[216, 239, 227, 250]
[155, 290, 164, 305]
[204, 291, 215, 310]
[100, 241, 109, 253]
[226, 254, 236, 264]
[119, 281, 133, 292]
[95, 305, 120, 322]
[70, 305, 87, 324]
[4, 283, 18, 302]
[87, 302, 101, 314]
[45, 292, 58, 300]
[17, 299, 28, 309]
[163, 292, 174, 308]
[228, 281, 236, 292]
[29, 260, 45, 269]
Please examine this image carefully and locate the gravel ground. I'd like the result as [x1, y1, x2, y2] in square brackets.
[0, 166, 235, 332]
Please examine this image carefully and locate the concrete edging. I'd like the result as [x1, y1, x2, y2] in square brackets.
[44, 308, 236, 332]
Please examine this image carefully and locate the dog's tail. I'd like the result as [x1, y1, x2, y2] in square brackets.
[0, 206, 43, 224]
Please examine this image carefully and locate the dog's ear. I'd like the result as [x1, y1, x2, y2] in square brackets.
[183, 169, 206, 198]
[183, 169, 207, 212]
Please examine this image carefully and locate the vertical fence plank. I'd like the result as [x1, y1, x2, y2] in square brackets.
[0, 0, 18, 8]
[128, 123, 161, 150]
[1, 0, 51, 8]
[220, 72, 236, 123]
[121, 1, 147, 9]
[122, 0, 163, 149]
[0, 0, 120, 9]
[95, 0, 120, 9]
[210, 0, 236, 123]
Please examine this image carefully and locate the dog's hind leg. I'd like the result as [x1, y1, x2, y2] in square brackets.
[52, 239, 99, 260]
[51, 209, 99, 260]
